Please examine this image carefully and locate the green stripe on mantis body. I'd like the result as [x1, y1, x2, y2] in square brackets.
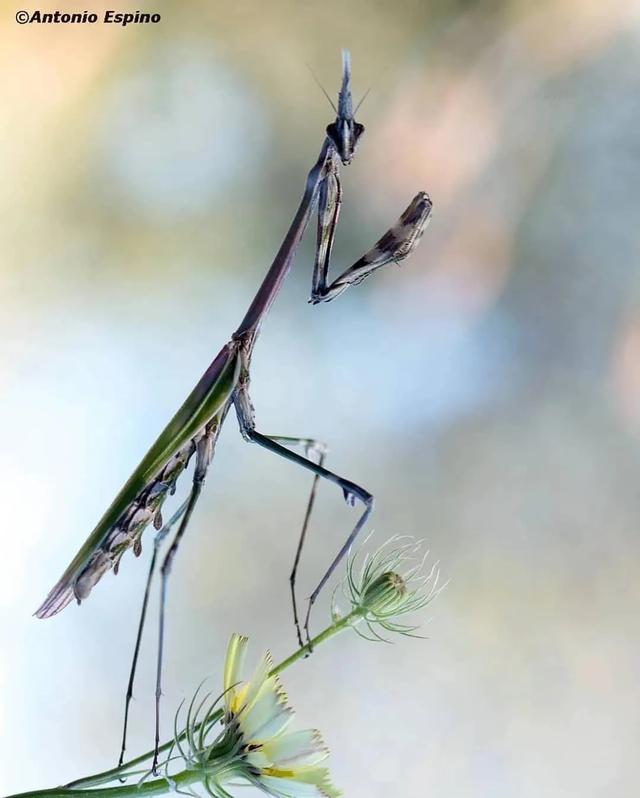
[35, 343, 241, 618]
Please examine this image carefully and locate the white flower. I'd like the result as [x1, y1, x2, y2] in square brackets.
[175, 634, 340, 798]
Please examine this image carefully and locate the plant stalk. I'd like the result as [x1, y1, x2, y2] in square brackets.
[5, 609, 362, 798]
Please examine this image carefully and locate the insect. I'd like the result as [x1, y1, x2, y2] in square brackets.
[35, 50, 433, 771]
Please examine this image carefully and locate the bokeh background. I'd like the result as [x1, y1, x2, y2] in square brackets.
[2, 0, 640, 795]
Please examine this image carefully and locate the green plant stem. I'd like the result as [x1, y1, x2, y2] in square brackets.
[5, 770, 201, 798]
[5, 609, 362, 798]
[270, 609, 361, 676]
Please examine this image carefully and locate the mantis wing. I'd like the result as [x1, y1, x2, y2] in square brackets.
[35, 343, 241, 619]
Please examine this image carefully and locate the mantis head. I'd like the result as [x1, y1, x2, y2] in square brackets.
[326, 49, 365, 165]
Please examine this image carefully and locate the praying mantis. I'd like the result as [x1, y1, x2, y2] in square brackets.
[34, 50, 433, 771]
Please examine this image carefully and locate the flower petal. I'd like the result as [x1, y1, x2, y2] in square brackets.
[246, 747, 271, 769]
[263, 730, 329, 768]
[284, 766, 341, 798]
[260, 767, 340, 798]
[242, 651, 275, 713]
[240, 673, 291, 741]
[223, 633, 248, 712]
[241, 694, 293, 742]
[260, 774, 326, 798]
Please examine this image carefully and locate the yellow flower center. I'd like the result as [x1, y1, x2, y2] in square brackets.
[385, 571, 407, 595]
[262, 767, 297, 779]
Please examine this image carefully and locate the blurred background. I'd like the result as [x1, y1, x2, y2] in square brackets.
[2, 0, 640, 795]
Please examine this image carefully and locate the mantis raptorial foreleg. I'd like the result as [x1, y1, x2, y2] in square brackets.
[311, 159, 342, 299]
[310, 158, 433, 304]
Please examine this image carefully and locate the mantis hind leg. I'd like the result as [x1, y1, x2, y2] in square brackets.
[264, 436, 328, 648]
[117, 498, 190, 772]
[234, 389, 373, 648]
[151, 427, 217, 774]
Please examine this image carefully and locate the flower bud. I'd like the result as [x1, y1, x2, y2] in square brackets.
[336, 536, 445, 641]
[360, 570, 407, 616]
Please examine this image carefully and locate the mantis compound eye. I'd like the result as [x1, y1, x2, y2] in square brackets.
[326, 121, 340, 148]
[326, 119, 365, 165]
